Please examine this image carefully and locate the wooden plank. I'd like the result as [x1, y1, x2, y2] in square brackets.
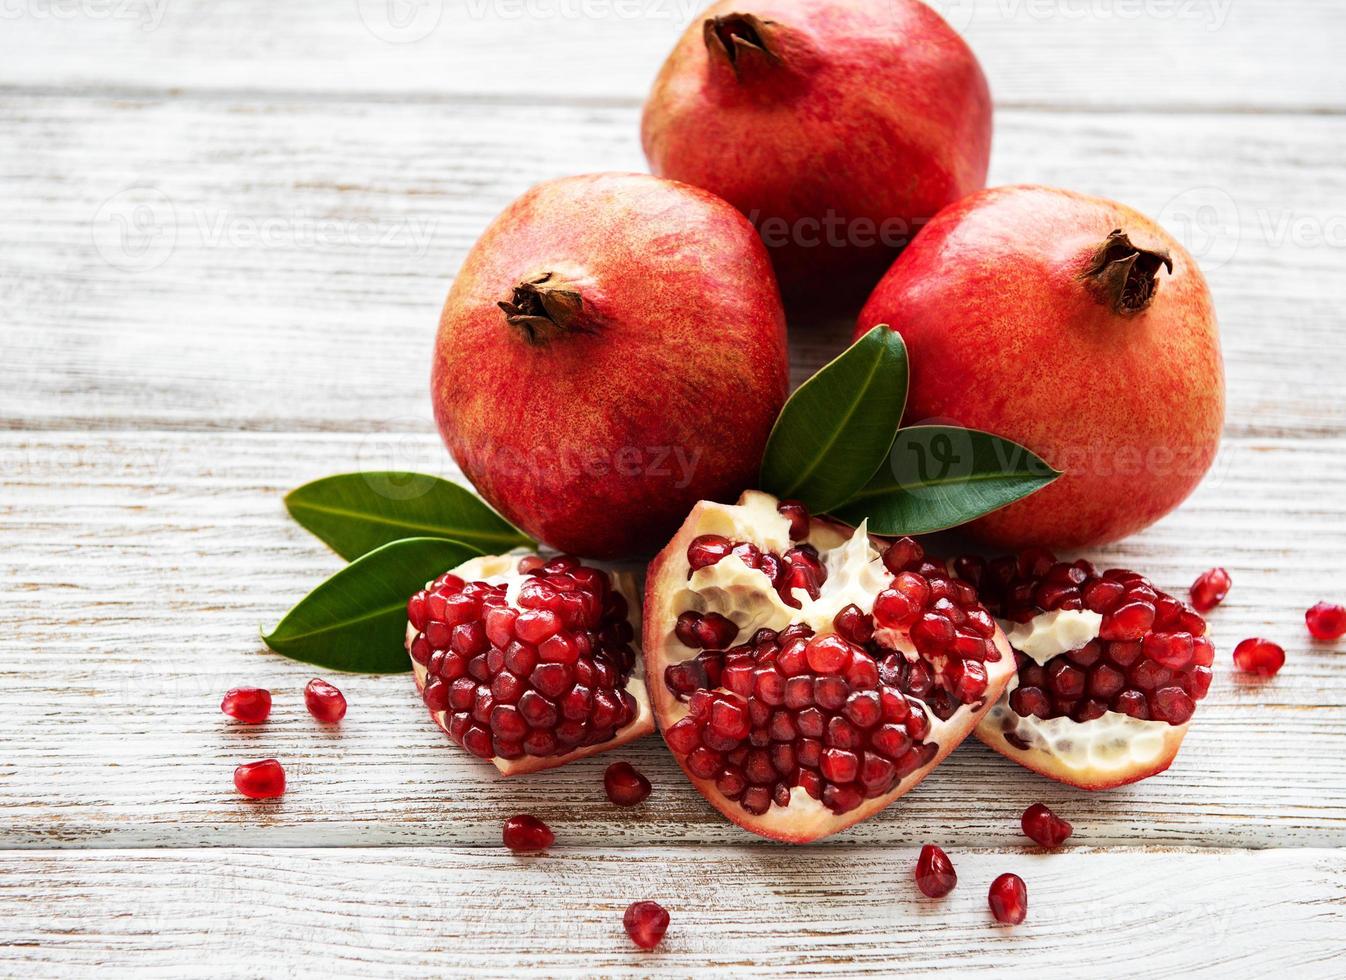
[0, 429, 1342, 849]
[0, 847, 1342, 975]
[0, 0, 1341, 111]
[1, 96, 1344, 437]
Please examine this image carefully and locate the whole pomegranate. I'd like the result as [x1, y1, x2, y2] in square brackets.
[644, 492, 1015, 843]
[857, 186, 1224, 548]
[642, 0, 991, 308]
[433, 173, 788, 559]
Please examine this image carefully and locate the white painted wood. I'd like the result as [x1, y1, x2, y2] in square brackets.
[0, 0, 1341, 111]
[1, 848, 1342, 975]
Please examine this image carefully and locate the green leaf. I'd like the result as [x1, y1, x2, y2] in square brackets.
[759, 326, 908, 513]
[285, 472, 532, 561]
[832, 425, 1062, 535]
[262, 537, 486, 673]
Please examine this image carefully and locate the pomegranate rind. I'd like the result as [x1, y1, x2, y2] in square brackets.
[407, 553, 654, 775]
[644, 491, 1015, 843]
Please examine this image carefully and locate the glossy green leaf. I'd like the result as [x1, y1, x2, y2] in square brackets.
[832, 425, 1062, 535]
[262, 537, 486, 673]
[759, 326, 908, 513]
[285, 472, 532, 561]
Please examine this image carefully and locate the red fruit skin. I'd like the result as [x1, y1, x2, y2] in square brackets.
[642, 0, 991, 309]
[432, 173, 788, 559]
[857, 185, 1225, 549]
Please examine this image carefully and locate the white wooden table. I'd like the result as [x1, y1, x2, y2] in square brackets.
[2, 2, 1344, 975]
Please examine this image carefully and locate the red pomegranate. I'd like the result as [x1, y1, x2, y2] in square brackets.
[952, 549, 1213, 789]
[857, 185, 1224, 549]
[642, 0, 991, 308]
[643, 492, 1015, 843]
[432, 173, 788, 559]
[406, 552, 654, 775]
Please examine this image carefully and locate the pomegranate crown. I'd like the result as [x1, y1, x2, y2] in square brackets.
[1081, 229, 1173, 315]
[703, 13, 782, 77]
[497, 271, 591, 345]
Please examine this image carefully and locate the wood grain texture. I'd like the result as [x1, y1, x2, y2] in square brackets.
[1, 848, 1343, 976]
[1, 429, 1342, 849]
[0, 0, 1342, 111]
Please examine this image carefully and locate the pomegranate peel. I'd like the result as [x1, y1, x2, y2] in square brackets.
[407, 553, 654, 776]
[644, 491, 1015, 843]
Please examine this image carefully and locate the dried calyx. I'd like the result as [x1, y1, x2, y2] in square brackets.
[703, 13, 782, 75]
[1081, 229, 1173, 315]
[497, 272, 591, 345]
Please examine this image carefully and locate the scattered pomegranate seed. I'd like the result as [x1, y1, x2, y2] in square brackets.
[1306, 602, 1346, 641]
[623, 900, 670, 950]
[988, 872, 1028, 925]
[233, 759, 285, 799]
[220, 687, 271, 724]
[1232, 638, 1285, 677]
[914, 844, 957, 897]
[502, 814, 554, 852]
[604, 761, 652, 807]
[304, 678, 347, 723]
[1021, 803, 1072, 848]
[1189, 567, 1231, 612]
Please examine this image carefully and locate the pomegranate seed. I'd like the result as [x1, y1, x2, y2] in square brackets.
[988, 873, 1028, 925]
[233, 759, 285, 799]
[623, 900, 670, 950]
[777, 499, 810, 540]
[914, 844, 957, 897]
[1189, 567, 1231, 612]
[1233, 638, 1285, 677]
[304, 678, 347, 723]
[1151, 685, 1196, 724]
[833, 604, 874, 644]
[805, 634, 852, 674]
[882, 537, 923, 574]
[1306, 602, 1346, 640]
[502, 814, 554, 852]
[1021, 802, 1072, 848]
[604, 761, 652, 807]
[220, 687, 271, 724]
[687, 534, 732, 571]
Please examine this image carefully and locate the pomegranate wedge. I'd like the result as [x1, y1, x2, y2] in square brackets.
[644, 492, 1014, 843]
[406, 553, 654, 775]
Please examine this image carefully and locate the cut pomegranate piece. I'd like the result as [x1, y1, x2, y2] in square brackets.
[1233, 638, 1285, 677]
[914, 844, 957, 897]
[304, 678, 347, 723]
[623, 900, 670, 950]
[644, 492, 1015, 843]
[988, 873, 1028, 925]
[957, 551, 1213, 789]
[1021, 802, 1072, 848]
[220, 687, 271, 724]
[1189, 567, 1231, 613]
[1306, 602, 1346, 641]
[234, 759, 285, 799]
[406, 553, 654, 775]
[502, 814, 554, 852]
[604, 761, 652, 807]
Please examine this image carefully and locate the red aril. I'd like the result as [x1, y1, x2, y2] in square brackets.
[406, 553, 654, 776]
[502, 814, 554, 852]
[431, 173, 787, 559]
[858, 186, 1224, 549]
[1306, 602, 1346, 641]
[988, 873, 1028, 925]
[623, 901, 670, 950]
[1021, 803, 1072, 848]
[1233, 638, 1285, 677]
[604, 762, 653, 807]
[234, 759, 285, 800]
[304, 678, 346, 723]
[1189, 567, 1231, 613]
[644, 492, 1015, 843]
[642, 0, 990, 310]
[956, 550, 1213, 789]
[221, 687, 271, 724]
[914, 844, 957, 898]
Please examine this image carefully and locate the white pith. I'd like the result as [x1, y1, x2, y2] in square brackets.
[406, 552, 653, 775]
[977, 607, 1185, 786]
[645, 490, 1015, 841]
